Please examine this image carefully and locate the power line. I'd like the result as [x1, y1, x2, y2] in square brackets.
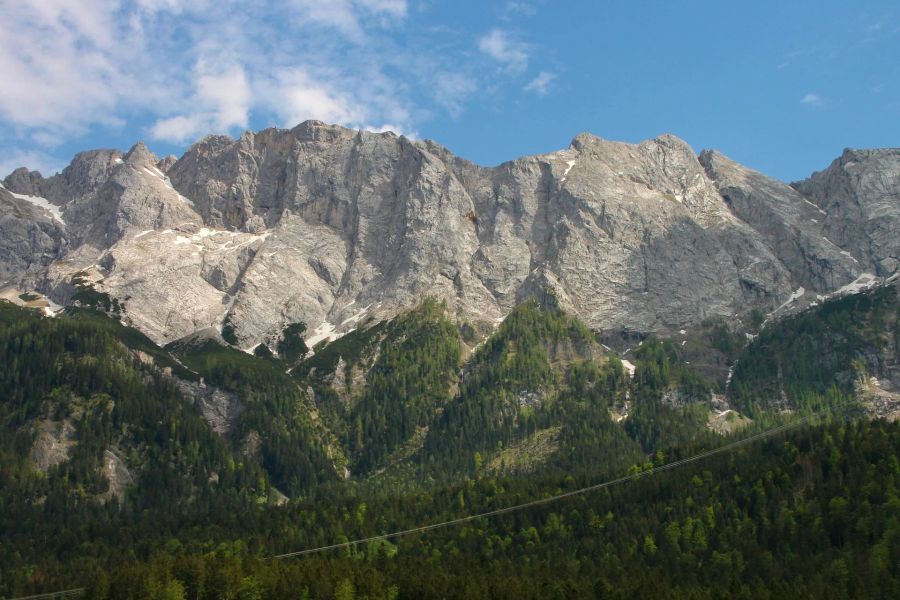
[8, 401, 850, 598]
[7, 589, 85, 600]
[271, 406, 841, 559]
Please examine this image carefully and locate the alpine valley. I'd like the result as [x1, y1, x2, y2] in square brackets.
[1, 123, 899, 599]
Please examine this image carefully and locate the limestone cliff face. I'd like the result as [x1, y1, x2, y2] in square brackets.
[0, 186, 67, 284]
[699, 149, 859, 292]
[2, 121, 894, 347]
[792, 148, 900, 277]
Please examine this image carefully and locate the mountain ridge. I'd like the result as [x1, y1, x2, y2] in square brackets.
[1, 122, 897, 352]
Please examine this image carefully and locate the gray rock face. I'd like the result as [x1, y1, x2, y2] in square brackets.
[0, 186, 67, 284]
[4, 143, 200, 252]
[699, 149, 859, 292]
[1, 122, 895, 347]
[792, 148, 900, 277]
[30, 419, 76, 472]
[100, 449, 133, 504]
[5, 149, 122, 207]
[177, 379, 242, 437]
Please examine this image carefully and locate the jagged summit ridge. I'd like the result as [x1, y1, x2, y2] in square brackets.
[792, 147, 900, 276]
[1, 121, 896, 349]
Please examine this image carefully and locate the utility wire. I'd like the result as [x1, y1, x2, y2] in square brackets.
[8, 401, 851, 598]
[7, 589, 85, 600]
[272, 404, 845, 559]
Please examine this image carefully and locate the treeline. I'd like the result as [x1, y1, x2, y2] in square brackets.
[347, 298, 461, 474]
[730, 283, 898, 417]
[166, 337, 341, 497]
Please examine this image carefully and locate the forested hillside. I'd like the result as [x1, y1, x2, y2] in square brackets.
[730, 283, 899, 418]
[6, 420, 900, 599]
[0, 281, 898, 598]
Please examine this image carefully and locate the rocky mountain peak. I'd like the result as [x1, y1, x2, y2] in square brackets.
[792, 147, 900, 276]
[123, 142, 158, 167]
[569, 131, 601, 151]
[1, 123, 896, 352]
[291, 119, 361, 144]
[3, 167, 44, 197]
[157, 155, 178, 173]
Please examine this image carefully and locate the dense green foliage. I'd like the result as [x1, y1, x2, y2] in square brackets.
[633, 339, 711, 401]
[291, 319, 388, 448]
[731, 284, 899, 417]
[64, 307, 197, 380]
[166, 338, 340, 496]
[347, 299, 461, 474]
[417, 301, 722, 485]
[277, 322, 309, 366]
[2, 284, 899, 598]
[6, 418, 900, 599]
[0, 302, 267, 588]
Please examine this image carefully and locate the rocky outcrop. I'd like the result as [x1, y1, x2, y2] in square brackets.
[699, 149, 859, 292]
[4, 149, 121, 207]
[0, 186, 67, 284]
[158, 124, 820, 343]
[30, 419, 76, 472]
[100, 449, 133, 504]
[792, 148, 900, 277]
[177, 378, 243, 437]
[1, 122, 895, 347]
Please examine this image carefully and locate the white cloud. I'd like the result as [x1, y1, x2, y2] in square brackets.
[362, 123, 417, 139]
[198, 67, 252, 129]
[289, 0, 407, 39]
[135, 0, 191, 14]
[262, 67, 417, 138]
[267, 68, 366, 127]
[524, 71, 555, 95]
[151, 115, 209, 144]
[0, 150, 67, 179]
[501, 1, 538, 19]
[151, 65, 251, 142]
[801, 93, 825, 108]
[0, 0, 543, 172]
[0, 1, 122, 131]
[357, 0, 407, 18]
[478, 29, 529, 72]
[0, 1, 417, 153]
[434, 73, 477, 117]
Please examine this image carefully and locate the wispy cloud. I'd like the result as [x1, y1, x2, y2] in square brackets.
[478, 29, 530, 72]
[801, 92, 825, 108]
[265, 68, 366, 128]
[288, 0, 407, 41]
[0, 1, 555, 174]
[862, 21, 883, 43]
[500, 1, 539, 19]
[151, 65, 252, 143]
[434, 73, 477, 118]
[0, 150, 66, 179]
[524, 71, 555, 95]
[0, 2, 128, 134]
[0, 1, 417, 157]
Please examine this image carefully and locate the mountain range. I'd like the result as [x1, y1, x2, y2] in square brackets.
[2, 121, 897, 352]
[2, 123, 900, 598]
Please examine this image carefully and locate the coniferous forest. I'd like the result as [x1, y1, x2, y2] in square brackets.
[0, 283, 898, 598]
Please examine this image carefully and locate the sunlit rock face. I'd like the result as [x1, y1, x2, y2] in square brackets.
[4, 121, 893, 348]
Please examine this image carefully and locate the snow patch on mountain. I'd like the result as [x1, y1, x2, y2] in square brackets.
[1, 183, 64, 224]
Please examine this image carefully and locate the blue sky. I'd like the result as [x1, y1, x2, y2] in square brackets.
[0, 1, 897, 182]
